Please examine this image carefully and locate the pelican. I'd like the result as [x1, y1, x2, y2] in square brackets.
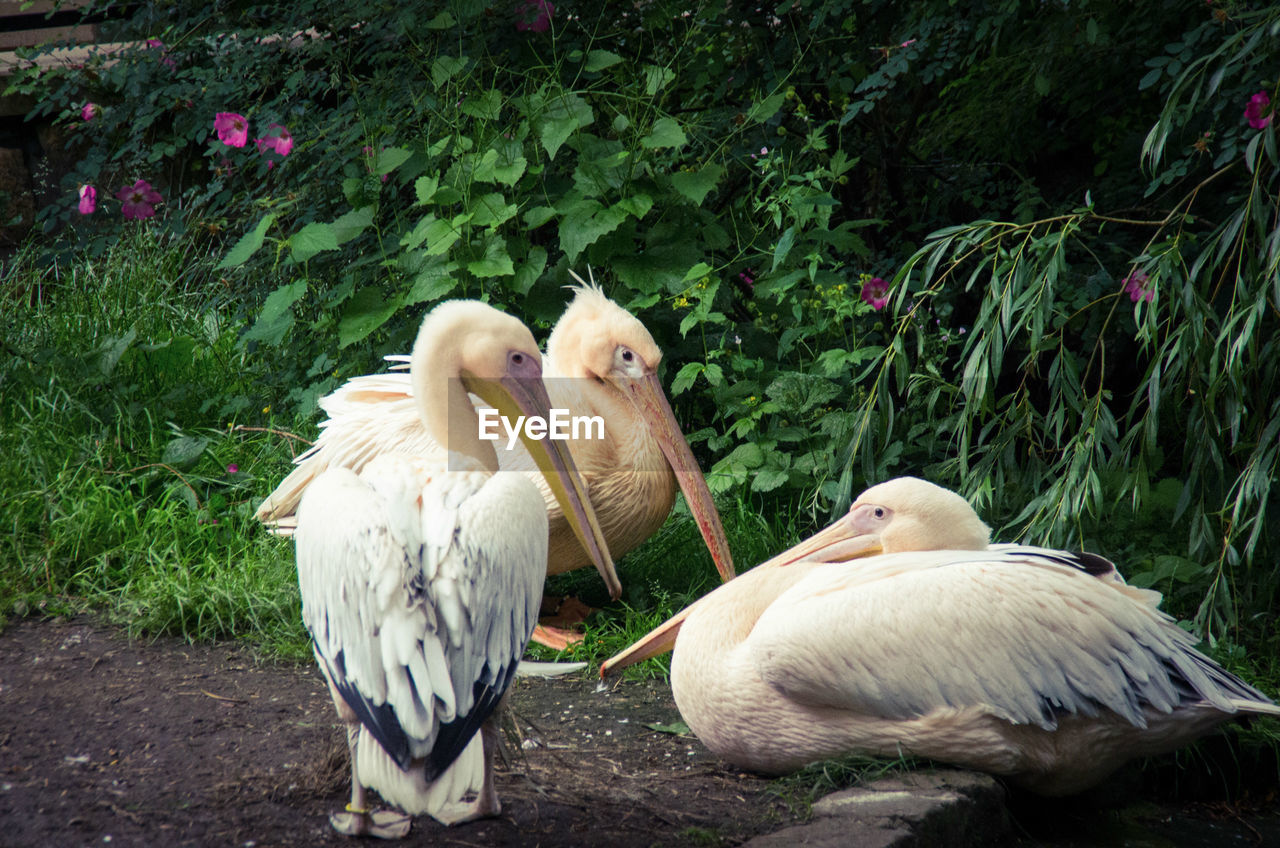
[294, 300, 615, 837]
[259, 279, 734, 624]
[601, 477, 1280, 795]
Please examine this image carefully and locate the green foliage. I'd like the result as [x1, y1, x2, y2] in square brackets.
[5, 0, 1279, 660]
[0, 233, 307, 656]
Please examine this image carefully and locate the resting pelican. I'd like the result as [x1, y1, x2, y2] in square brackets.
[601, 477, 1280, 795]
[259, 280, 734, 614]
[294, 300, 614, 837]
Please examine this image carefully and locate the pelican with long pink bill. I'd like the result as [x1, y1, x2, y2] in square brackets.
[602, 477, 1280, 795]
[258, 276, 734, 645]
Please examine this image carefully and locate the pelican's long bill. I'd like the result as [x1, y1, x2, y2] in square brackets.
[463, 370, 621, 599]
[599, 508, 884, 677]
[619, 372, 736, 583]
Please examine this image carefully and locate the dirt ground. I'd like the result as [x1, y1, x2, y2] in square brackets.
[0, 617, 795, 848]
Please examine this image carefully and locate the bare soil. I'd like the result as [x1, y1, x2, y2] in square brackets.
[0, 616, 795, 848]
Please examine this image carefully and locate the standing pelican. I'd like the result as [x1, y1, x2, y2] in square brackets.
[602, 477, 1280, 795]
[258, 279, 734, 606]
[295, 300, 615, 837]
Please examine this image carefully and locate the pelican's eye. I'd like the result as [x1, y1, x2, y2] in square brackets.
[873, 507, 885, 519]
[511, 353, 525, 365]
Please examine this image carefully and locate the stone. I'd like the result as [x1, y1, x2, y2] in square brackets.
[742, 768, 1009, 848]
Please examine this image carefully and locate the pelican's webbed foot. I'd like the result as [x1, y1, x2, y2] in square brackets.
[329, 807, 412, 839]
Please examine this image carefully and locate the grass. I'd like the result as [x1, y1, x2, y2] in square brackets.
[0, 232, 310, 658]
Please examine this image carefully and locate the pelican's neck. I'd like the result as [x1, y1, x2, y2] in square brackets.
[687, 561, 825, 651]
[413, 343, 500, 474]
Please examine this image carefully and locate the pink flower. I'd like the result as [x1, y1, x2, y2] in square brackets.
[860, 276, 890, 310]
[215, 112, 249, 147]
[1123, 270, 1153, 303]
[145, 38, 177, 70]
[516, 0, 554, 32]
[116, 179, 162, 220]
[81, 102, 100, 122]
[255, 123, 293, 169]
[1244, 91, 1273, 129]
[78, 185, 96, 215]
[226, 463, 239, 474]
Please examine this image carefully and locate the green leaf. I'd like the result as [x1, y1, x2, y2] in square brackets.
[772, 226, 796, 271]
[1033, 73, 1050, 96]
[645, 721, 690, 735]
[426, 11, 455, 28]
[643, 64, 676, 96]
[469, 192, 518, 229]
[217, 213, 276, 270]
[289, 222, 340, 264]
[745, 92, 785, 125]
[401, 213, 472, 255]
[585, 49, 622, 72]
[415, 175, 440, 205]
[331, 206, 375, 245]
[467, 235, 515, 277]
[640, 116, 686, 149]
[243, 280, 307, 346]
[473, 146, 527, 186]
[559, 201, 628, 263]
[338, 287, 400, 347]
[513, 246, 547, 295]
[162, 434, 210, 470]
[752, 468, 789, 492]
[682, 262, 714, 283]
[670, 362, 704, 396]
[375, 147, 412, 176]
[524, 205, 557, 228]
[537, 92, 593, 159]
[670, 163, 724, 205]
[616, 192, 654, 219]
[431, 55, 468, 87]
[461, 89, 503, 121]
[404, 257, 458, 305]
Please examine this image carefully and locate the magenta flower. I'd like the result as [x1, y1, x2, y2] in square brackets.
[255, 123, 294, 169]
[78, 185, 96, 215]
[860, 276, 890, 310]
[146, 38, 177, 70]
[1123, 270, 1153, 303]
[116, 179, 162, 220]
[226, 463, 239, 474]
[1244, 91, 1273, 130]
[215, 112, 249, 147]
[81, 102, 100, 122]
[516, 0, 554, 32]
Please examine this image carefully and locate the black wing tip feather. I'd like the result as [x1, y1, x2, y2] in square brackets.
[321, 646, 416, 772]
[422, 662, 519, 782]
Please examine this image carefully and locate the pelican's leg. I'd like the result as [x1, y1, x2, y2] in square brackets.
[328, 723, 412, 840]
[433, 719, 504, 826]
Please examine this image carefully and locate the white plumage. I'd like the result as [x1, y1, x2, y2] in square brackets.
[260, 278, 734, 616]
[293, 300, 613, 837]
[605, 477, 1280, 795]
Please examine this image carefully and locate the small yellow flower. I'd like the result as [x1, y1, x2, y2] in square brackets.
[674, 295, 691, 308]
[262, 406, 271, 414]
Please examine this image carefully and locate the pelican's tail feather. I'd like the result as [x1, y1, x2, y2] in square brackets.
[515, 660, 589, 678]
[356, 727, 485, 821]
